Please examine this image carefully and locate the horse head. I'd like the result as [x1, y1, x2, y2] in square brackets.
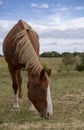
[28, 68, 53, 119]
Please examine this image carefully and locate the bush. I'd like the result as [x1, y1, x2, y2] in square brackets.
[80, 53, 84, 64]
[62, 54, 76, 65]
[76, 64, 84, 71]
[76, 53, 84, 71]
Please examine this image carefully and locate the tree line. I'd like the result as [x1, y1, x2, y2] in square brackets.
[40, 51, 84, 57]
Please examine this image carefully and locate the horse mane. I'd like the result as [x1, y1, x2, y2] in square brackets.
[12, 28, 42, 75]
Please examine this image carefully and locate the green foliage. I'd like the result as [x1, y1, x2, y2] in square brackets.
[61, 52, 72, 57]
[40, 51, 84, 58]
[0, 54, 3, 57]
[76, 53, 84, 71]
[40, 51, 61, 57]
[80, 53, 84, 64]
[42, 64, 50, 72]
[76, 64, 84, 71]
[62, 54, 76, 65]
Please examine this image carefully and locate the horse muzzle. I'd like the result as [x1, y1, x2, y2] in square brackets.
[40, 111, 50, 119]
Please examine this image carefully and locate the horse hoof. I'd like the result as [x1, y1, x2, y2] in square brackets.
[11, 107, 20, 112]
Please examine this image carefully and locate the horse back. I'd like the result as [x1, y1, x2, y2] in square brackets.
[3, 20, 40, 67]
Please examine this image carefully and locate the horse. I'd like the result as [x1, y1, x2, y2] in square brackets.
[3, 20, 53, 119]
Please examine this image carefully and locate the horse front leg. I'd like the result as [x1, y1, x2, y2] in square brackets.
[13, 92, 20, 111]
[8, 64, 20, 111]
[27, 82, 36, 113]
[28, 100, 36, 112]
[17, 70, 22, 102]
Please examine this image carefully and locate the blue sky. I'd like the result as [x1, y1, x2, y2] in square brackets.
[0, 0, 84, 54]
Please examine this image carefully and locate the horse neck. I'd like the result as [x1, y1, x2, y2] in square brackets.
[27, 61, 43, 77]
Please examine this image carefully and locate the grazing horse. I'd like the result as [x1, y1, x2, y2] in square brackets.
[3, 20, 53, 119]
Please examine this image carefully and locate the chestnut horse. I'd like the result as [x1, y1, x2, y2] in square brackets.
[3, 20, 53, 119]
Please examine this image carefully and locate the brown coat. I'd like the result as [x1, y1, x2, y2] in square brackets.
[3, 20, 40, 68]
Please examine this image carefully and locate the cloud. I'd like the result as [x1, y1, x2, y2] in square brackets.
[31, 3, 49, 9]
[51, 4, 70, 13]
[0, 20, 17, 54]
[40, 3, 49, 9]
[75, 6, 84, 10]
[0, 20, 16, 29]
[59, 6, 69, 11]
[0, 15, 84, 54]
[28, 16, 84, 53]
[0, 0, 3, 5]
[46, 13, 84, 30]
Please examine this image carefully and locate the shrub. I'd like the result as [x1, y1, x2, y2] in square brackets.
[76, 53, 84, 71]
[76, 64, 84, 71]
[62, 54, 76, 65]
[80, 53, 84, 64]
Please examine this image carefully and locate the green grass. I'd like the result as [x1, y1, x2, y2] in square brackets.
[0, 57, 84, 130]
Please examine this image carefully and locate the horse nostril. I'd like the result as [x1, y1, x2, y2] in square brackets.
[47, 112, 49, 117]
[40, 111, 49, 119]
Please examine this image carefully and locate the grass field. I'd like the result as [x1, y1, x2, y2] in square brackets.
[0, 57, 84, 130]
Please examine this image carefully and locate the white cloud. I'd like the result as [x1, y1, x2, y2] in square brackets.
[66, 17, 84, 29]
[59, 6, 69, 11]
[75, 6, 84, 10]
[46, 13, 84, 30]
[0, 0, 3, 5]
[40, 3, 49, 8]
[0, 20, 17, 54]
[31, 3, 49, 9]
[0, 15, 84, 54]
[51, 4, 70, 13]
[28, 16, 84, 53]
[0, 20, 16, 30]
[31, 3, 37, 8]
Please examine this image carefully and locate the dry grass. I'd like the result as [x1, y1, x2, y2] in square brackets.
[0, 57, 84, 130]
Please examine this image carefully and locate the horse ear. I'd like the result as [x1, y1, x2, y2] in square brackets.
[47, 68, 52, 77]
[40, 68, 45, 80]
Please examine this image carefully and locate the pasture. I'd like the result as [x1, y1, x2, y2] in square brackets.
[0, 57, 84, 130]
